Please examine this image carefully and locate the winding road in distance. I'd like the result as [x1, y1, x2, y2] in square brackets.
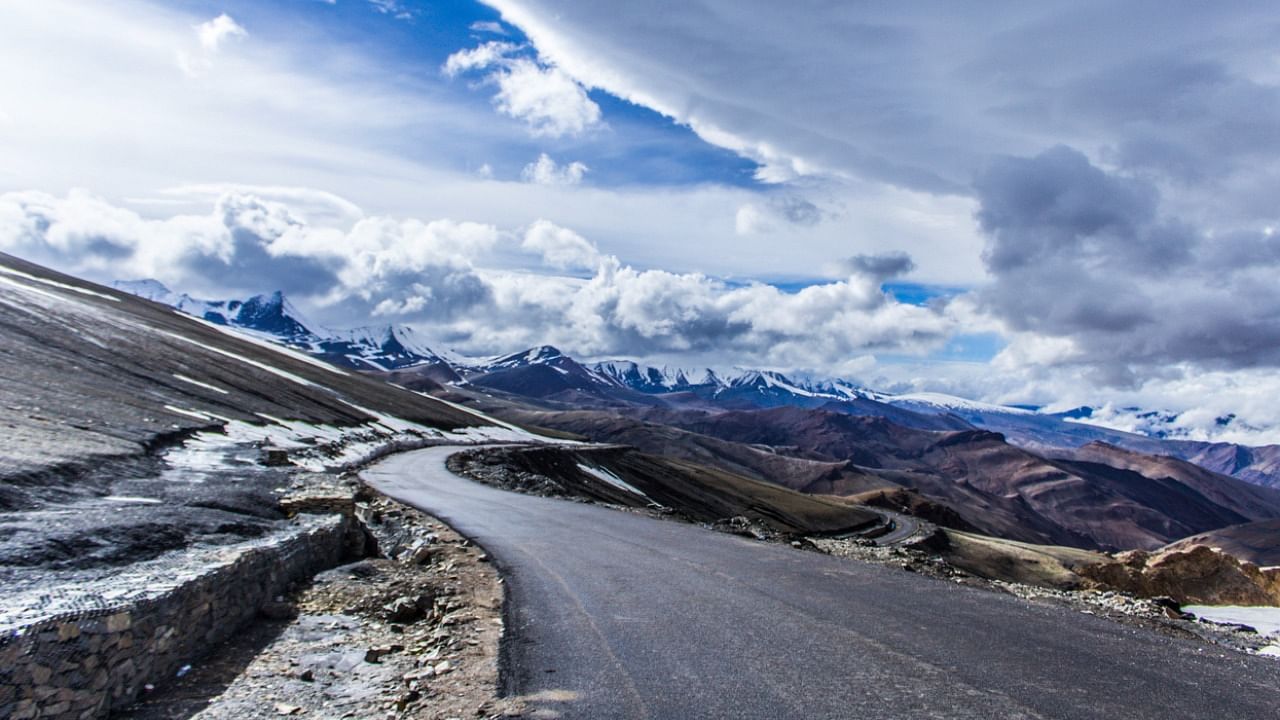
[363, 446, 1280, 720]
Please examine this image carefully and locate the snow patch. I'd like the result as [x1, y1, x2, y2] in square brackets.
[882, 391, 1035, 415]
[577, 463, 651, 500]
[173, 373, 230, 395]
[163, 405, 215, 421]
[158, 330, 322, 389]
[102, 495, 163, 504]
[1184, 605, 1280, 658]
[0, 264, 121, 301]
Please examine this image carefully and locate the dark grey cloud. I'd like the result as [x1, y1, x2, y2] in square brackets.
[974, 145, 1280, 379]
[183, 195, 342, 297]
[773, 196, 822, 226]
[845, 251, 915, 282]
[974, 145, 1188, 276]
[487, 0, 1280, 201]
[488, 0, 1280, 382]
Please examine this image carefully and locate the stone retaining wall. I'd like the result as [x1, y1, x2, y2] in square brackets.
[0, 515, 352, 720]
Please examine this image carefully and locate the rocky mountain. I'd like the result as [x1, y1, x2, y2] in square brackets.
[1055, 442, 1280, 524]
[1170, 441, 1280, 490]
[601, 405, 1280, 551]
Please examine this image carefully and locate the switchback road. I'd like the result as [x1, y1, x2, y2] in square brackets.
[363, 446, 1280, 720]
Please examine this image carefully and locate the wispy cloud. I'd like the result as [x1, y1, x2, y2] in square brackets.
[367, 0, 415, 21]
[470, 20, 508, 35]
[177, 13, 246, 77]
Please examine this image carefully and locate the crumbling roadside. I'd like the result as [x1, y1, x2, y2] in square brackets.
[122, 487, 516, 720]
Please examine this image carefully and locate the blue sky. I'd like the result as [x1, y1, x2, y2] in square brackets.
[164, 0, 761, 188]
[6, 0, 1280, 441]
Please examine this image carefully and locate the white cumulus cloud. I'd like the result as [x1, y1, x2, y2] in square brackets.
[443, 41, 601, 137]
[522, 219, 599, 270]
[521, 153, 588, 185]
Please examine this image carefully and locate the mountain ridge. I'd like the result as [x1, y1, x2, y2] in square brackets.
[112, 280, 1280, 488]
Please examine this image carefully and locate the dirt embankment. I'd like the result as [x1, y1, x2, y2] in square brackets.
[1079, 545, 1280, 607]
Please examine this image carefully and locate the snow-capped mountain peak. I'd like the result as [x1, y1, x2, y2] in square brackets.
[226, 291, 321, 340]
[111, 281, 445, 372]
[485, 345, 568, 371]
[340, 325, 441, 361]
[590, 361, 716, 392]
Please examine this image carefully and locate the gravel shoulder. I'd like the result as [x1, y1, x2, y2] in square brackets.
[119, 492, 514, 720]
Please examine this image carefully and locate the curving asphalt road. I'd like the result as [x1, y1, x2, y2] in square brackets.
[363, 446, 1280, 720]
[847, 508, 930, 546]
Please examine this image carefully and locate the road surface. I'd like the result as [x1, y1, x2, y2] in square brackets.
[363, 447, 1280, 720]
[843, 508, 930, 546]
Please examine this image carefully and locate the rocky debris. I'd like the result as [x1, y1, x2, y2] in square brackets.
[449, 453, 569, 498]
[383, 594, 434, 624]
[1079, 545, 1280, 606]
[710, 515, 776, 541]
[122, 493, 520, 720]
[261, 449, 294, 467]
[811, 537, 970, 581]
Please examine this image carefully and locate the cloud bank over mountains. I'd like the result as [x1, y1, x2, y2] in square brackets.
[0, 189, 952, 372]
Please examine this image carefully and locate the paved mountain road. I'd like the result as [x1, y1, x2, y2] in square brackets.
[363, 447, 1280, 720]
